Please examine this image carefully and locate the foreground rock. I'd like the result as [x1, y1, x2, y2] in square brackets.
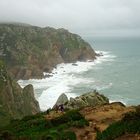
[0, 61, 40, 127]
[54, 91, 109, 110]
[0, 23, 96, 79]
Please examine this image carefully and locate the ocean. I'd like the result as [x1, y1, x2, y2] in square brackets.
[18, 37, 140, 111]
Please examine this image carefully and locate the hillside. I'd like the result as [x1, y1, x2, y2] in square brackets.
[0, 101, 138, 140]
[0, 23, 96, 79]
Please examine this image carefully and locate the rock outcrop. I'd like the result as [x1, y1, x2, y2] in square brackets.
[54, 93, 68, 107]
[54, 91, 109, 110]
[0, 61, 40, 127]
[0, 23, 96, 79]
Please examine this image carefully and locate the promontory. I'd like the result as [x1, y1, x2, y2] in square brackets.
[0, 23, 96, 80]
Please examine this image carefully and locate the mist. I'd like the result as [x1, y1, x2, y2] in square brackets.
[0, 0, 140, 37]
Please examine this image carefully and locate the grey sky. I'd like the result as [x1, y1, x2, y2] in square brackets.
[0, 0, 140, 37]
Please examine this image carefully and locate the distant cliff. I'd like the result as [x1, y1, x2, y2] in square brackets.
[0, 61, 40, 127]
[0, 23, 96, 79]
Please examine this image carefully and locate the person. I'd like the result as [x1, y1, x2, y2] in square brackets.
[59, 104, 64, 112]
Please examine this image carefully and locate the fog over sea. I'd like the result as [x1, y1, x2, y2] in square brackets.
[18, 37, 140, 111]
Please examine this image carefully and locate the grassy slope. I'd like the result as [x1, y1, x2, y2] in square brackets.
[0, 110, 89, 140]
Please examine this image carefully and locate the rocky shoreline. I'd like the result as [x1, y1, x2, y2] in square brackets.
[0, 23, 102, 127]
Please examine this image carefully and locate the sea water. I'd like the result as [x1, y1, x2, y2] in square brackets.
[18, 37, 140, 111]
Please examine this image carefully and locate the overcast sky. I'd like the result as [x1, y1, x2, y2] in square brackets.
[0, 0, 140, 37]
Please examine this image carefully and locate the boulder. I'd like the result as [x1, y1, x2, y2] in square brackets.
[53, 93, 68, 108]
[72, 63, 78, 66]
[22, 84, 40, 115]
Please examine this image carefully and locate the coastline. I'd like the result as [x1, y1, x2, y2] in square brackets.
[18, 51, 117, 111]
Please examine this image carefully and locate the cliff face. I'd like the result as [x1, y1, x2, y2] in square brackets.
[0, 24, 96, 79]
[0, 61, 40, 127]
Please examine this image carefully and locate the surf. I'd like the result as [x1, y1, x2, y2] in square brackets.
[18, 50, 116, 110]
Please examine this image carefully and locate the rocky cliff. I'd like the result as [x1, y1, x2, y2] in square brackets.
[0, 60, 40, 127]
[0, 23, 96, 79]
[54, 91, 109, 110]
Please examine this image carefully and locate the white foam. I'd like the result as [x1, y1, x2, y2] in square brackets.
[18, 50, 116, 111]
[109, 100, 127, 105]
[108, 94, 133, 106]
[95, 51, 117, 63]
[38, 75, 92, 110]
[96, 82, 113, 91]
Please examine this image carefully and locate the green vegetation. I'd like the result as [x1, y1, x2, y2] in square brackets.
[0, 60, 8, 88]
[96, 107, 140, 140]
[0, 110, 88, 140]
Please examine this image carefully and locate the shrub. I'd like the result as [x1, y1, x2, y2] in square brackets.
[51, 110, 84, 126]
[41, 130, 60, 140]
[67, 119, 89, 128]
[61, 131, 76, 140]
